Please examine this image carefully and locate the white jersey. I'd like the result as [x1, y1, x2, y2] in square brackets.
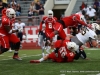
[76, 27, 97, 44]
[14, 22, 25, 31]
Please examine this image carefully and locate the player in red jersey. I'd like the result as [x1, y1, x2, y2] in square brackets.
[30, 40, 78, 63]
[0, 8, 22, 60]
[38, 10, 57, 56]
[48, 12, 92, 41]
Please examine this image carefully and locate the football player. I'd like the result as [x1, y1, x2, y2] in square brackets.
[48, 12, 92, 41]
[0, 8, 22, 60]
[38, 10, 57, 56]
[30, 40, 78, 63]
[71, 23, 99, 60]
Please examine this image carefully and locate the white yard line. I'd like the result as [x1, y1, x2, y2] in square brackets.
[85, 48, 100, 50]
[1, 54, 41, 61]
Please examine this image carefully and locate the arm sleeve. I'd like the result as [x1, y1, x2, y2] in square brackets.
[75, 17, 87, 26]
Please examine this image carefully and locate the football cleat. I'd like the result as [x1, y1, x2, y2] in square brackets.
[30, 60, 40, 63]
[13, 55, 22, 61]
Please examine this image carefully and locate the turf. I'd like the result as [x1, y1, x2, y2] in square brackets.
[0, 48, 100, 75]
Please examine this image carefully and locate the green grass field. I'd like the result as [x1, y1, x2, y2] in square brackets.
[0, 48, 100, 75]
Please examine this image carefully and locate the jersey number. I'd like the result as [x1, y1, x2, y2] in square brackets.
[81, 27, 89, 35]
[48, 23, 52, 29]
[59, 47, 67, 58]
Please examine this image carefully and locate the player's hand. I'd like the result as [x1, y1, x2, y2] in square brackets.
[47, 40, 51, 45]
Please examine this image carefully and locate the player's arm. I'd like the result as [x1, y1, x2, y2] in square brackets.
[2, 18, 18, 34]
[54, 40, 62, 53]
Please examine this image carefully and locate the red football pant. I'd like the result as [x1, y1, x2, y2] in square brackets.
[0, 34, 20, 48]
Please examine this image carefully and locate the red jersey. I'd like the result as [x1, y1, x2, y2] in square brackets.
[0, 15, 15, 35]
[39, 16, 57, 37]
[39, 16, 57, 31]
[62, 14, 87, 28]
[49, 40, 75, 62]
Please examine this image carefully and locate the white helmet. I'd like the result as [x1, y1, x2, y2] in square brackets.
[91, 23, 100, 31]
[48, 10, 53, 18]
[67, 42, 78, 52]
[75, 13, 86, 23]
[6, 8, 16, 18]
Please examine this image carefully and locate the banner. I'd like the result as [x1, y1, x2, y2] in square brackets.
[22, 26, 70, 49]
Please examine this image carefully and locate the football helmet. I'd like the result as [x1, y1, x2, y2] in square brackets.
[6, 8, 16, 18]
[67, 42, 78, 52]
[48, 10, 53, 18]
[75, 13, 86, 23]
[91, 23, 100, 31]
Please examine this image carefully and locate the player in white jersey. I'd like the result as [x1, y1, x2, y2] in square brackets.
[14, 19, 26, 48]
[71, 23, 100, 60]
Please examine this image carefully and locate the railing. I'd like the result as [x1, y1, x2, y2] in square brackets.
[16, 16, 40, 26]
[54, 0, 71, 4]
[0, 16, 40, 26]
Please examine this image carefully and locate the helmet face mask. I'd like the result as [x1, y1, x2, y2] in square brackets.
[48, 10, 53, 18]
[6, 8, 16, 19]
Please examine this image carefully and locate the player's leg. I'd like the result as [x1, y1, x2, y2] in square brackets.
[30, 52, 56, 63]
[30, 54, 49, 63]
[38, 31, 45, 57]
[0, 36, 9, 54]
[17, 32, 23, 48]
[9, 34, 22, 60]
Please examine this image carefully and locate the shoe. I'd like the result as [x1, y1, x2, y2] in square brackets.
[13, 55, 22, 61]
[8, 49, 13, 53]
[30, 60, 40, 63]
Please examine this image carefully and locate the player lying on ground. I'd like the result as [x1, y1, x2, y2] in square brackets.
[30, 39, 79, 63]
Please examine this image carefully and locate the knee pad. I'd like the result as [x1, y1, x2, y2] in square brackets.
[14, 42, 20, 49]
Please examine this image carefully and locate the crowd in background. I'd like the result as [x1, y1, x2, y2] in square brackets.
[77, 0, 100, 43]
[0, 0, 45, 25]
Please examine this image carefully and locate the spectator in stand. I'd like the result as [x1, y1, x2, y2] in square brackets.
[2, 0, 8, 8]
[16, 3, 21, 16]
[93, 4, 99, 16]
[29, 1, 37, 16]
[0, 1, 4, 14]
[11, 3, 16, 11]
[27, 8, 33, 26]
[93, 0, 99, 8]
[39, 3, 44, 21]
[10, 0, 17, 6]
[35, 1, 41, 25]
[83, 4, 89, 13]
[86, 6, 97, 21]
[34, 0, 40, 3]
[81, 1, 85, 10]
[7, 4, 11, 8]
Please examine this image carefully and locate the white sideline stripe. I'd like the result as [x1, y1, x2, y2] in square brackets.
[0, 55, 4, 56]
[85, 48, 100, 50]
[1, 54, 41, 61]
[27, 35, 38, 39]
